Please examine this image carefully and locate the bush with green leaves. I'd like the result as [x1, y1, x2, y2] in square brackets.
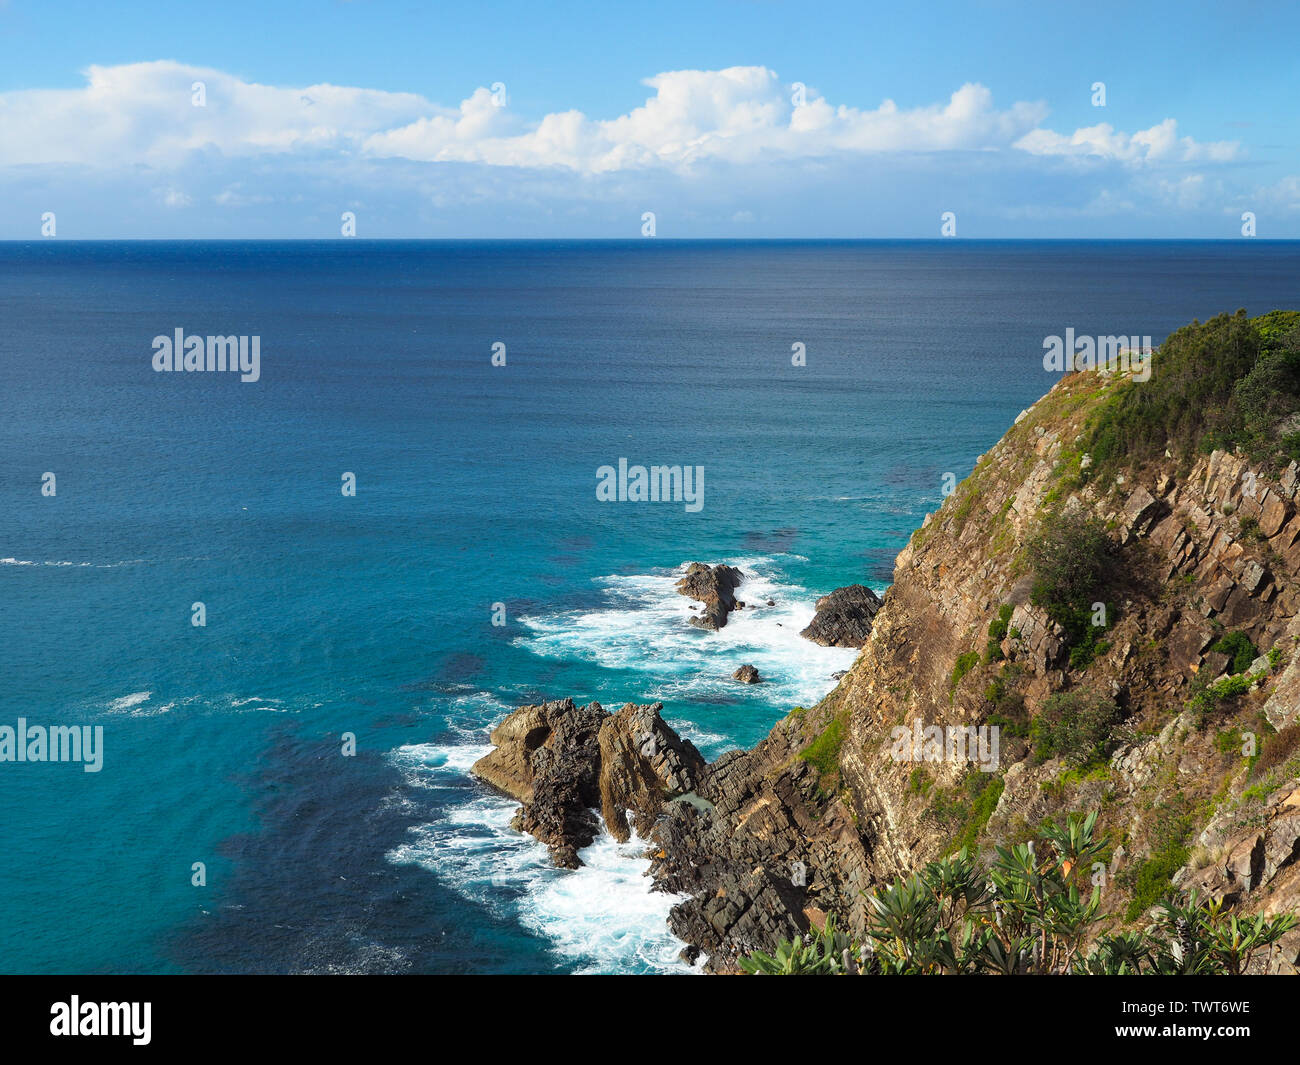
[1086, 892, 1297, 975]
[1030, 688, 1120, 767]
[985, 604, 1013, 662]
[1187, 670, 1259, 727]
[737, 811, 1297, 976]
[1024, 508, 1117, 660]
[950, 651, 980, 693]
[737, 914, 855, 975]
[1210, 630, 1257, 675]
[1086, 309, 1300, 473]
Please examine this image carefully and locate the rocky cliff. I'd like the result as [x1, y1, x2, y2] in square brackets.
[474, 312, 1300, 972]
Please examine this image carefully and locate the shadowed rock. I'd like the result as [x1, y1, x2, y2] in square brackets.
[799, 584, 883, 647]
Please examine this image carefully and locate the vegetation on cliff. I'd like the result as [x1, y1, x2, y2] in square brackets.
[1085, 309, 1300, 476]
[739, 812, 1297, 975]
[745, 307, 1300, 974]
[1023, 507, 1118, 666]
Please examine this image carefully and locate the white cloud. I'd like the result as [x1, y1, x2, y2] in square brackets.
[1257, 175, 1300, 212]
[0, 61, 1058, 175]
[0, 60, 1263, 237]
[1014, 118, 1239, 165]
[0, 60, 1242, 180]
[1153, 173, 1211, 209]
[152, 186, 191, 208]
[365, 71, 1051, 171]
[0, 59, 434, 167]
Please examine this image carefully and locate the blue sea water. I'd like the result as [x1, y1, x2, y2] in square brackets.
[1, 239, 1297, 974]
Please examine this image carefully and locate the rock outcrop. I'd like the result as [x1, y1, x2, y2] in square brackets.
[471, 698, 705, 866]
[475, 350, 1300, 972]
[648, 722, 873, 971]
[471, 697, 606, 868]
[799, 584, 884, 647]
[676, 563, 743, 630]
[732, 664, 762, 684]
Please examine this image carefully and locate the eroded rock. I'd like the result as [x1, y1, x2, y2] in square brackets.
[676, 563, 744, 631]
[799, 584, 884, 647]
[471, 697, 704, 865]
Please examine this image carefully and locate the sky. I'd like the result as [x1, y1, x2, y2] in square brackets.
[1, 0, 1298, 238]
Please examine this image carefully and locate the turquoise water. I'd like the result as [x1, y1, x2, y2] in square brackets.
[2, 240, 1297, 973]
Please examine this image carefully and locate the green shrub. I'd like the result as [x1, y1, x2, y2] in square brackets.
[988, 604, 1013, 641]
[950, 651, 980, 692]
[983, 665, 1029, 737]
[1210, 631, 1257, 675]
[1069, 627, 1111, 671]
[1187, 671, 1255, 727]
[947, 776, 1004, 854]
[1086, 310, 1300, 473]
[1124, 804, 1195, 921]
[1030, 689, 1120, 767]
[1024, 508, 1117, 661]
[1215, 728, 1243, 756]
[737, 915, 854, 975]
[737, 810, 1298, 975]
[800, 713, 847, 782]
[984, 604, 1014, 663]
[1085, 311, 1260, 471]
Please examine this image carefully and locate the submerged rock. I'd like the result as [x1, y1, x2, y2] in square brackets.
[799, 584, 883, 647]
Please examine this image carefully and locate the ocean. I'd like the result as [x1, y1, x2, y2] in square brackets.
[2, 239, 1297, 974]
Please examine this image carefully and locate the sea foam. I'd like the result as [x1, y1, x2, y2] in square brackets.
[515, 556, 858, 748]
[386, 737, 698, 975]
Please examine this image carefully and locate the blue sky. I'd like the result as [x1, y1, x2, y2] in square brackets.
[1, 0, 1297, 237]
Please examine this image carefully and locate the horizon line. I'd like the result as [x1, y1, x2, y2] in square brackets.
[3, 236, 1297, 244]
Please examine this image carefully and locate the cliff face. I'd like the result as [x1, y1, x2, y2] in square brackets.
[649, 365, 1300, 971]
[474, 340, 1300, 973]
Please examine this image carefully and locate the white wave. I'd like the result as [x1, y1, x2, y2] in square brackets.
[0, 557, 147, 568]
[519, 826, 700, 975]
[435, 691, 516, 737]
[389, 741, 492, 789]
[515, 555, 858, 723]
[386, 740, 697, 975]
[106, 691, 153, 712]
[97, 692, 307, 718]
[103, 690, 186, 717]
